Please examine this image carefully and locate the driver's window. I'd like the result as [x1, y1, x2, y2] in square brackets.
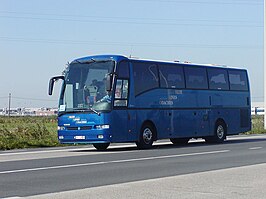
[114, 79, 128, 107]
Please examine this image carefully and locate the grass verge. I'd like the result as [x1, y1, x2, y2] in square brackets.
[246, 115, 266, 134]
[0, 116, 59, 150]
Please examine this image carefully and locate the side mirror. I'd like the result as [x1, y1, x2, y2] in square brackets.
[48, 76, 64, 95]
[106, 73, 113, 92]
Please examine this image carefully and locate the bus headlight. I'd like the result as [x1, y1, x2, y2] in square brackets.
[58, 126, 65, 130]
[97, 135, 104, 139]
[95, 124, 110, 130]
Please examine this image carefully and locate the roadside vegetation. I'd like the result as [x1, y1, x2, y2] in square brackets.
[248, 115, 266, 135]
[0, 116, 59, 150]
[0, 115, 265, 150]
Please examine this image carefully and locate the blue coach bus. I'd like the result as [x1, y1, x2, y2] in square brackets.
[49, 55, 251, 150]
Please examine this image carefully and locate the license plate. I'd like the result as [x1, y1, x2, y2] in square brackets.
[74, 136, 85, 140]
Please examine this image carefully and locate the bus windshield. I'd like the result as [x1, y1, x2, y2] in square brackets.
[59, 60, 115, 113]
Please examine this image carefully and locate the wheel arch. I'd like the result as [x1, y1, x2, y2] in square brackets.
[205, 117, 227, 143]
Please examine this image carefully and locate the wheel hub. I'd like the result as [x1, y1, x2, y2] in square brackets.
[143, 128, 152, 144]
[217, 125, 224, 139]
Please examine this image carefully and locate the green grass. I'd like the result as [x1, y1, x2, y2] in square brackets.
[0, 115, 265, 150]
[0, 116, 59, 150]
[247, 115, 266, 135]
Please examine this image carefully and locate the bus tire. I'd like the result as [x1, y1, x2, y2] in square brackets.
[170, 138, 189, 145]
[136, 124, 155, 149]
[205, 121, 226, 143]
[93, 143, 110, 151]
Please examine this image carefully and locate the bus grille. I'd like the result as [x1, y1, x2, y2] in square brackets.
[67, 126, 92, 130]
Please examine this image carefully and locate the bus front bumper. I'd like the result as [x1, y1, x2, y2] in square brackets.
[58, 129, 111, 144]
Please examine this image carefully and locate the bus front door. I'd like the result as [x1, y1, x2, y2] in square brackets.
[111, 109, 136, 142]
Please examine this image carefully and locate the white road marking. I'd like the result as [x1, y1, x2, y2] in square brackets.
[0, 150, 229, 175]
[0, 147, 99, 156]
[249, 147, 263, 150]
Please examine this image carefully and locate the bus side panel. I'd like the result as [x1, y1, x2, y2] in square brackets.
[208, 90, 251, 136]
[134, 89, 212, 140]
[224, 91, 251, 134]
[135, 109, 168, 140]
[172, 110, 194, 138]
[209, 108, 250, 136]
[110, 109, 138, 143]
[226, 108, 251, 135]
[208, 108, 239, 136]
[135, 109, 210, 140]
[111, 109, 129, 142]
[133, 89, 251, 141]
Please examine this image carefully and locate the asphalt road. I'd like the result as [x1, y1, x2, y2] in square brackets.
[0, 135, 266, 198]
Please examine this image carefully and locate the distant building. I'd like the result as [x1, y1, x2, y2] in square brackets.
[0, 107, 57, 116]
[35, 108, 57, 116]
[251, 102, 264, 116]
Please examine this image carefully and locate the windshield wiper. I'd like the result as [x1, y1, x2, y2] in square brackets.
[58, 107, 101, 116]
[89, 107, 101, 116]
[73, 107, 101, 116]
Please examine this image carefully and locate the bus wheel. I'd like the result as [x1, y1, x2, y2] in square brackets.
[136, 124, 154, 149]
[93, 143, 110, 151]
[205, 121, 226, 143]
[170, 138, 189, 145]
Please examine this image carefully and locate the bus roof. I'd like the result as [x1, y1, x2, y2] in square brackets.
[71, 54, 246, 70]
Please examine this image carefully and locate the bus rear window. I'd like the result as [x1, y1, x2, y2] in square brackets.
[228, 70, 248, 91]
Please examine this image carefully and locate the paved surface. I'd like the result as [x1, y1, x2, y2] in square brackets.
[0, 135, 266, 198]
[26, 163, 266, 199]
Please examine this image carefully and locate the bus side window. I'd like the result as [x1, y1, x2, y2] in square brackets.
[228, 70, 248, 91]
[115, 61, 129, 107]
[117, 61, 129, 78]
[159, 64, 185, 89]
[133, 62, 159, 95]
[114, 79, 129, 107]
[184, 67, 208, 89]
[207, 68, 229, 90]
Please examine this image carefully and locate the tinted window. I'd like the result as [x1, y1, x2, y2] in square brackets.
[208, 68, 229, 90]
[229, 70, 248, 91]
[117, 61, 129, 78]
[159, 64, 185, 88]
[133, 62, 159, 95]
[184, 67, 208, 89]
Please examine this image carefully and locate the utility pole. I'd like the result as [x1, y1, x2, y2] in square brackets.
[264, 0, 266, 129]
[8, 93, 11, 117]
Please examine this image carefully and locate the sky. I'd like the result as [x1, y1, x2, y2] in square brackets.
[0, 0, 263, 108]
